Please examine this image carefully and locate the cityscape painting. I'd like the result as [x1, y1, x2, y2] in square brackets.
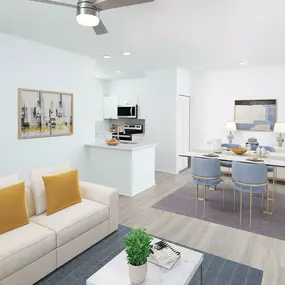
[18, 88, 73, 139]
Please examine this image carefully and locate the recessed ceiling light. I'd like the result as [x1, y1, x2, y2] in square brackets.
[237, 61, 246, 66]
[122, 52, 131, 56]
[103, 55, 111, 59]
[115, 70, 122, 73]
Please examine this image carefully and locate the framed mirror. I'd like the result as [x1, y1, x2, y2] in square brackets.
[234, 99, 277, 132]
[18, 88, 73, 139]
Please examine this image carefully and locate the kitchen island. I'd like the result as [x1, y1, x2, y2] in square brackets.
[84, 141, 156, 196]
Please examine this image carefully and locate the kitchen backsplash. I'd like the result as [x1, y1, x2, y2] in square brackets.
[96, 119, 146, 134]
[109, 119, 146, 133]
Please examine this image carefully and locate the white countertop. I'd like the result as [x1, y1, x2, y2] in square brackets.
[85, 141, 156, 151]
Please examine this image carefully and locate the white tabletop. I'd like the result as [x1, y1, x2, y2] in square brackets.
[86, 238, 203, 285]
[180, 149, 285, 167]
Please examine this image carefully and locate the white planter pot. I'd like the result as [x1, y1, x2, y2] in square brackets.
[129, 263, 147, 284]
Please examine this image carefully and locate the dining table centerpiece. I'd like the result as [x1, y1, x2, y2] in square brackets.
[232, 147, 248, 155]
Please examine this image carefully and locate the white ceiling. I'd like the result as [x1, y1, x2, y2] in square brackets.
[1, 0, 285, 79]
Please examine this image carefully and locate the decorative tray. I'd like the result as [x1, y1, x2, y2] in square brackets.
[253, 153, 267, 158]
[246, 158, 264, 162]
[203, 154, 219, 158]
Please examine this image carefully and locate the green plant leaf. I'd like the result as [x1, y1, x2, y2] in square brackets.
[123, 228, 152, 266]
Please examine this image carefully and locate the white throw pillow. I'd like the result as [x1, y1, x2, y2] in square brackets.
[0, 174, 20, 189]
[30, 164, 71, 215]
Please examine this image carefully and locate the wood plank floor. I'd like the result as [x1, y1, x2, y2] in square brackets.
[119, 170, 284, 285]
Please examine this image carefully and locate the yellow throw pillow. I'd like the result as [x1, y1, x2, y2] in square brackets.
[0, 182, 30, 235]
[42, 169, 82, 215]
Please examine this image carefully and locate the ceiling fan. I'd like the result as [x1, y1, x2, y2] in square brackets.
[29, 0, 155, 35]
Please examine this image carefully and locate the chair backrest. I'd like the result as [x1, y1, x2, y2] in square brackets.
[232, 161, 267, 185]
[221, 143, 241, 149]
[191, 157, 221, 178]
[259, 145, 276, 152]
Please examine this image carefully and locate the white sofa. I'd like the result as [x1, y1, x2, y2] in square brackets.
[0, 181, 118, 285]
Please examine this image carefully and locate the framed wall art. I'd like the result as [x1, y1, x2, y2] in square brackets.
[234, 99, 277, 132]
[18, 88, 73, 139]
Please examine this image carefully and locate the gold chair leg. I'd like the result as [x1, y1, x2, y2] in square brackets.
[234, 188, 236, 212]
[222, 187, 225, 209]
[250, 187, 252, 229]
[203, 185, 206, 219]
[272, 167, 276, 214]
[196, 184, 198, 217]
[266, 182, 269, 212]
[240, 189, 243, 226]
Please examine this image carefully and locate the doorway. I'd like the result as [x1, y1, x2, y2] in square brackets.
[177, 95, 191, 172]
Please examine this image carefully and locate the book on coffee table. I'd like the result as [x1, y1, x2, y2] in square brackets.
[148, 240, 180, 270]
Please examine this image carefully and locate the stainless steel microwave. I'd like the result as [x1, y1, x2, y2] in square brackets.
[117, 105, 138, 118]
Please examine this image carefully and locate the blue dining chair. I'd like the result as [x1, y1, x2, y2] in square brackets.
[191, 157, 223, 218]
[221, 143, 242, 149]
[232, 161, 268, 228]
[259, 145, 275, 172]
[260, 146, 276, 153]
[220, 143, 242, 178]
[259, 146, 276, 213]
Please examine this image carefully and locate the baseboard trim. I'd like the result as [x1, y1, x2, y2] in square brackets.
[155, 169, 179, 175]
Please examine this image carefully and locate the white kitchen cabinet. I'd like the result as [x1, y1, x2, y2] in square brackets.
[118, 94, 138, 106]
[84, 143, 156, 197]
[103, 97, 118, 119]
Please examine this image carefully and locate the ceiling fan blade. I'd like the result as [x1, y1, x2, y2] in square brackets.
[29, 0, 77, 9]
[94, 0, 154, 11]
[93, 20, 108, 35]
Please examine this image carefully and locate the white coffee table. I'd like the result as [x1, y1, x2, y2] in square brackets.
[86, 238, 203, 285]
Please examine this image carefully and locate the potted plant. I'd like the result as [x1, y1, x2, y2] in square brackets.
[124, 229, 152, 284]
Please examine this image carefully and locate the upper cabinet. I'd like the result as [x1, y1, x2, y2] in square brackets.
[103, 97, 118, 119]
[118, 94, 138, 106]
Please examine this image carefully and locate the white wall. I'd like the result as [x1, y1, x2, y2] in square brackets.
[109, 69, 178, 173]
[0, 33, 104, 180]
[191, 66, 285, 149]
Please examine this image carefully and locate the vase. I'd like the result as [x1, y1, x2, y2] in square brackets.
[129, 263, 147, 284]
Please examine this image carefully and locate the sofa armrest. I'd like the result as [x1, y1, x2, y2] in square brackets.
[79, 181, 118, 233]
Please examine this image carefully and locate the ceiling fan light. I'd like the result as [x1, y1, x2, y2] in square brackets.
[77, 14, 100, 26]
[77, 5, 100, 27]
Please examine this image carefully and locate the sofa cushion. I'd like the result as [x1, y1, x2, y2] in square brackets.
[43, 169, 82, 215]
[0, 222, 56, 280]
[0, 182, 30, 234]
[26, 187, 36, 218]
[30, 199, 109, 247]
[30, 164, 71, 215]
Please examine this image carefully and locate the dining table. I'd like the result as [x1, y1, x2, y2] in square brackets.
[179, 148, 285, 215]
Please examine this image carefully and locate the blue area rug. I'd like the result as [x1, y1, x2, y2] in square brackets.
[36, 225, 263, 285]
[152, 182, 285, 240]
